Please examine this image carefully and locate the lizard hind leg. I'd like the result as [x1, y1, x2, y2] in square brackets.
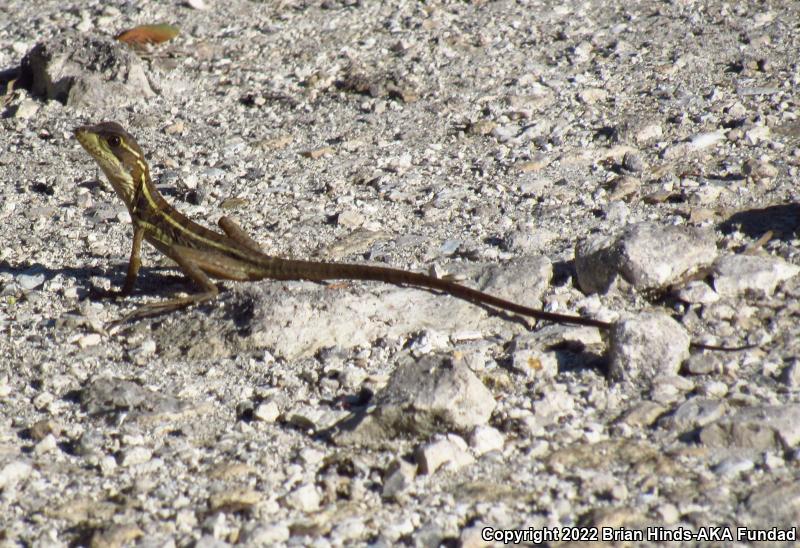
[218, 216, 263, 252]
[111, 290, 219, 327]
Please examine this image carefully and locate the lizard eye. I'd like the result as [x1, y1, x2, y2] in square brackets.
[107, 135, 121, 147]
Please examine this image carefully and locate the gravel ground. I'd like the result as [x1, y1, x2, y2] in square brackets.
[2, 0, 800, 546]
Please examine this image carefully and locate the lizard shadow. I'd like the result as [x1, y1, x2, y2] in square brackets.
[718, 203, 800, 240]
[0, 259, 187, 298]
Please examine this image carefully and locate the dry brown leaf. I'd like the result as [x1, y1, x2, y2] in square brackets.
[116, 24, 179, 46]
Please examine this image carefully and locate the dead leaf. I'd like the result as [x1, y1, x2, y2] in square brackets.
[116, 24, 180, 47]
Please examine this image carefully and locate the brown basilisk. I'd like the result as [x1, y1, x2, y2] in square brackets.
[74, 121, 747, 350]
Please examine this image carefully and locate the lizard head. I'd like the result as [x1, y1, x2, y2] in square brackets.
[74, 121, 149, 207]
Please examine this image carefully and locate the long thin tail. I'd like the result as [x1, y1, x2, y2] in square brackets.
[253, 256, 754, 351]
[255, 257, 611, 329]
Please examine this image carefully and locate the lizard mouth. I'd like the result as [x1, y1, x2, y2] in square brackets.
[74, 126, 97, 152]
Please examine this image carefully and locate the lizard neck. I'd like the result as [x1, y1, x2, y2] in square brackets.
[127, 155, 170, 217]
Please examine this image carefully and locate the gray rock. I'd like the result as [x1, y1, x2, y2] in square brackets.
[617, 401, 667, 427]
[253, 401, 280, 423]
[75, 429, 105, 458]
[287, 405, 348, 432]
[80, 377, 209, 427]
[509, 333, 559, 379]
[378, 352, 496, 430]
[16, 269, 46, 290]
[604, 200, 630, 224]
[674, 281, 720, 305]
[699, 404, 800, 450]
[689, 130, 726, 150]
[780, 360, 800, 388]
[763, 452, 785, 471]
[659, 397, 728, 432]
[194, 536, 230, 548]
[469, 425, 505, 456]
[472, 255, 552, 310]
[240, 523, 290, 545]
[118, 446, 153, 467]
[746, 480, 800, 529]
[742, 158, 779, 182]
[573, 232, 619, 294]
[608, 175, 641, 201]
[415, 434, 475, 474]
[744, 125, 771, 146]
[382, 459, 417, 500]
[682, 352, 722, 375]
[608, 313, 690, 383]
[20, 33, 154, 107]
[713, 254, 800, 298]
[621, 151, 646, 173]
[713, 456, 754, 477]
[697, 380, 728, 398]
[649, 374, 695, 405]
[330, 517, 367, 544]
[333, 352, 495, 445]
[575, 222, 717, 294]
[655, 503, 680, 525]
[523, 324, 604, 348]
[533, 386, 576, 419]
[284, 483, 321, 512]
[11, 98, 39, 119]
[492, 124, 520, 143]
[81, 378, 150, 414]
[0, 461, 32, 490]
[154, 257, 548, 361]
[460, 523, 495, 548]
[615, 119, 663, 144]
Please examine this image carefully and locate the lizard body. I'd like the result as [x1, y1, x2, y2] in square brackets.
[74, 121, 748, 351]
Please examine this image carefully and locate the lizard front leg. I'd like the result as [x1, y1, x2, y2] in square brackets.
[121, 225, 145, 294]
[91, 225, 145, 299]
[113, 245, 220, 324]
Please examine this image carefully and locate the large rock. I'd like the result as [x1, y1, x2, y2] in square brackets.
[713, 254, 800, 298]
[608, 312, 690, 383]
[152, 257, 551, 360]
[20, 33, 154, 107]
[575, 222, 717, 294]
[699, 404, 800, 451]
[333, 352, 495, 446]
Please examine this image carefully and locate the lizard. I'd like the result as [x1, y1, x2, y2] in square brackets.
[74, 121, 747, 350]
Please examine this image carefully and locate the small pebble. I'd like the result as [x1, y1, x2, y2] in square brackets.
[253, 401, 280, 422]
[621, 151, 645, 172]
[284, 483, 321, 512]
[17, 272, 46, 290]
[714, 456, 754, 477]
[469, 425, 504, 456]
[119, 447, 153, 467]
